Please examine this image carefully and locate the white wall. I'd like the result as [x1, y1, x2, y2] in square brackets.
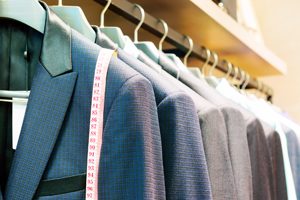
[252, 0, 300, 122]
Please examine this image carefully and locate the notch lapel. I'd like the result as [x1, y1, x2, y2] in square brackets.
[5, 63, 77, 200]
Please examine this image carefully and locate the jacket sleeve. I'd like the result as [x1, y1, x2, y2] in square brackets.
[99, 74, 165, 200]
[157, 92, 212, 200]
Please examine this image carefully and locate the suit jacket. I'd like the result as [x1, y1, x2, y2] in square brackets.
[1, 3, 165, 199]
[261, 122, 288, 200]
[94, 28, 213, 200]
[138, 52, 238, 200]
[159, 58, 253, 200]
[230, 103, 275, 200]
[284, 124, 300, 200]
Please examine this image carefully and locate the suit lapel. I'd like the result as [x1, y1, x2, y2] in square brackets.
[5, 63, 77, 199]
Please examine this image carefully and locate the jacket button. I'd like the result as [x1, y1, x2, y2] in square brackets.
[24, 50, 28, 60]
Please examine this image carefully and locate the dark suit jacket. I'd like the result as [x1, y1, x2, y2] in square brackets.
[1, 4, 165, 199]
[94, 28, 213, 200]
[159, 57, 253, 200]
[138, 52, 238, 200]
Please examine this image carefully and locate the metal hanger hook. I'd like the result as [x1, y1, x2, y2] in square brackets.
[183, 35, 193, 66]
[223, 60, 232, 80]
[208, 52, 218, 76]
[242, 73, 250, 90]
[232, 65, 239, 85]
[256, 79, 262, 97]
[133, 4, 145, 43]
[201, 47, 211, 75]
[100, 0, 112, 28]
[158, 19, 168, 51]
[238, 69, 246, 88]
[58, 0, 63, 6]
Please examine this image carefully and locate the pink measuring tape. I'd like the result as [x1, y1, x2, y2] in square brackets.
[86, 49, 115, 200]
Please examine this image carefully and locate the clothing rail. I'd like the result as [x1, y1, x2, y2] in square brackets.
[95, 0, 273, 101]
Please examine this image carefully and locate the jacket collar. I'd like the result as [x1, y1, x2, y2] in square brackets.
[92, 26, 117, 50]
[5, 3, 77, 199]
[40, 1, 72, 76]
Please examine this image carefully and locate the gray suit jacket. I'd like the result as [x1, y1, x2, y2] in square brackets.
[236, 106, 275, 200]
[1, 4, 165, 199]
[262, 122, 288, 200]
[159, 57, 252, 200]
[138, 53, 238, 200]
[284, 124, 300, 200]
[94, 28, 213, 199]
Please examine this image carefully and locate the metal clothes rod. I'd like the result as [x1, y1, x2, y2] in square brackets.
[95, 0, 273, 101]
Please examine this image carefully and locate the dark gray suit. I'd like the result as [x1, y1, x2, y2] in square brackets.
[94, 28, 213, 199]
[1, 4, 165, 199]
[159, 58, 252, 200]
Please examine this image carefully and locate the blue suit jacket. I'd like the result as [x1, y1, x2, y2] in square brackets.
[94, 28, 212, 200]
[2, 3, 165, 200]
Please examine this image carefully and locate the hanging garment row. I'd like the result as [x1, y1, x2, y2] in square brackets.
[95, 0, 274, 101]
[0, 0, 299, 200]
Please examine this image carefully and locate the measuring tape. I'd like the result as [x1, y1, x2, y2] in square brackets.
[86, 49, 114, 200]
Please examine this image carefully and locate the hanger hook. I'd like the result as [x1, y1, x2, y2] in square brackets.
[238, 69, 246, 88]
[208, 52, 218, 76]
[183, 35, 194, 66]
[268, 88, 273, 100]
[242, 73, 250, 90]
[256, 78, 262, 97]
[261, 83, 266, 98]
[100, 0, 112, 28]
[231, 65, 239, 85]
[133, 4, 145, 43]
[158, 19, 168, 51]
[58, 0, 63, 6]
[201, 47, 211, 75]
[223, 60, 232, 80]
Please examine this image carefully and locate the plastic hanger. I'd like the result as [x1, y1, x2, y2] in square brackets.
[0, 90, 30, 103]
[50, 0, 95, 42]
[0, 0, 46, 34]
[99, 0, 126, 48]
[154, 19, 188, 72]
[133, 4, 160, 63]
[167, 35, 194, 79]
[179, 36, 202, 79]
[157, 18, 178, 67]
[0, 0, 44, 102]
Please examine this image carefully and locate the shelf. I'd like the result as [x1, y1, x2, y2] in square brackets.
[128, 0, 286, 77]
[44, 0, 287, 77]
